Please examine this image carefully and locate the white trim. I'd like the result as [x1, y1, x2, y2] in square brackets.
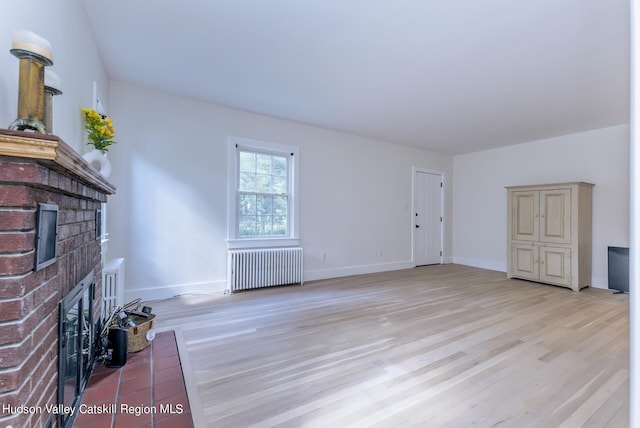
[451, 257, 505, 273]
[123, 280, 226, 302]
[449, 258, 608, 289]
[227, 136, 299, 247]
[133, 262, 411, 301]
[411, 167, 445, 266]
[304, 260, 414, 282]
[170, 328, 208, 428]
[630, 1, 639, 424]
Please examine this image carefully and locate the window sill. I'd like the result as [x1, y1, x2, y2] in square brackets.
[227, 237, 300, 249]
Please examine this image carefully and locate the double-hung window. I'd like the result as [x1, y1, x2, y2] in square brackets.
[228, 137, 299, 248]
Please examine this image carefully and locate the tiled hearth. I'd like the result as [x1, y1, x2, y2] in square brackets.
[74, 331, 193, 428]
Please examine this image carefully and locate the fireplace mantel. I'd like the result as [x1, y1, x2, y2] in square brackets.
[0, 128, 116, 195]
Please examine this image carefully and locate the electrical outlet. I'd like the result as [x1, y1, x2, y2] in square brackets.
[321, 252, 327, 261]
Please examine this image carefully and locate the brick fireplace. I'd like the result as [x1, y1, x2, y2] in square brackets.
[0, 129, 115, 428]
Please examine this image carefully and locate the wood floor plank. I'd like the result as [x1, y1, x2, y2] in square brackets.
[148, 264, 629, 427]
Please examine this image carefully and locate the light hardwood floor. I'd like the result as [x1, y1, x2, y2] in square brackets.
[149, 264, 629, 428]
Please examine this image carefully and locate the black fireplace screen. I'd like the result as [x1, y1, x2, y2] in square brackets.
[57, 270, 95, 428]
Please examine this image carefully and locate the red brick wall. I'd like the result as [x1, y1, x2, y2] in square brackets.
[0, 156, 107, 428]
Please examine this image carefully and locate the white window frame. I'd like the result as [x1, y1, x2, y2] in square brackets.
[227, 136, 299, 249]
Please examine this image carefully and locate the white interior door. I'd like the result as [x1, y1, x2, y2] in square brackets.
[414, 170, 443, 266]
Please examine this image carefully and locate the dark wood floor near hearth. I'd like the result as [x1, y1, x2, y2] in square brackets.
[74, 330, 193, 428]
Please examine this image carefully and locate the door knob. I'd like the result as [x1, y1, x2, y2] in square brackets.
[415, 225, 420, 228]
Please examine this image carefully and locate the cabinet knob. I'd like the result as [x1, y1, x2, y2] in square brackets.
[541, 214, 545, 218]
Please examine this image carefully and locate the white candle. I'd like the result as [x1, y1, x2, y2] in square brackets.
[45, 70, 62, 92]
[11, 30, 53, 63]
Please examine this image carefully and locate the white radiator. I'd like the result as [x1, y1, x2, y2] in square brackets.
[227, 247, 303, 293]
[102, 258, 125, 320]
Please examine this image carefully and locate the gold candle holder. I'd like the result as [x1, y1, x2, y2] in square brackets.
[44, 70, 62, 134]
[8, 30, 53, 133]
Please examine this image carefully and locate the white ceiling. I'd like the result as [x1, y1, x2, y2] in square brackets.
[82, 0, 630, 155]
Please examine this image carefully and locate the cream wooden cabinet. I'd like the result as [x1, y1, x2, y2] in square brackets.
[506, 182, 593, 291]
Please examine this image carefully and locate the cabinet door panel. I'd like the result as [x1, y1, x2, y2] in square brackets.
[540, 189, 571, 244]
[512, 191, 539, 241]
[511, 244, 539, 280]
[539, 246, 571, 286]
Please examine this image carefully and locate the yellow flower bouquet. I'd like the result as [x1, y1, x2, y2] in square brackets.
[81, 107, 116, 153]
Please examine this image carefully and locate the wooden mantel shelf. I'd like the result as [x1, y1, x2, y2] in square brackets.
[0, 128, 116, 195]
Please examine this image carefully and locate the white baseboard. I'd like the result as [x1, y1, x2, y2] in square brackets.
[304, 260, 414, 282]
[590, 275, 608, 290]
[451, 258, 609, 290]
[126, 259, 527, 302]
[452, 257, 506, 273]
[124, 280, 227, 302]
[125, 262, 414, 302]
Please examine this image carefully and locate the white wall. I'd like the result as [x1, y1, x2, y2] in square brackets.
[453, 124, 630, 288]
[0, 2, 627, 296]
[0, 0, 108, 153]
[107, 81, 453, 301]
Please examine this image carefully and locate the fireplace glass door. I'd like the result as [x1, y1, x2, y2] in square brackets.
[58, 271, 95, 428]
